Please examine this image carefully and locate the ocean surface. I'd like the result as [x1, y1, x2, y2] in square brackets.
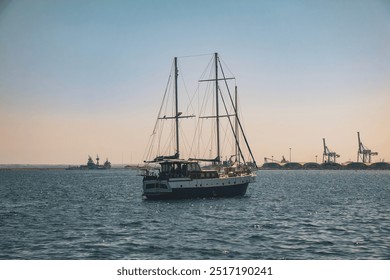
[1, 169, 389, 260]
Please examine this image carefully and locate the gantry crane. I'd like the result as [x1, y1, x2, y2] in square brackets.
[322, 138, 340, 163]
[357, 132, 378, 163]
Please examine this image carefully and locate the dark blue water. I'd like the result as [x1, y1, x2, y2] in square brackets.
[1, 169, 389, 259]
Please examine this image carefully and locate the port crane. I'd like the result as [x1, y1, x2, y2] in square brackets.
[357, 132, 378, 163]
[322, 138, 340, 163]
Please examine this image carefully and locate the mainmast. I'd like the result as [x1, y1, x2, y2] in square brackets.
[174, 57, 179, 158]
[215, 52, 220, 163]
[194, 52, 256, 167]
[235, 85, 240, 163]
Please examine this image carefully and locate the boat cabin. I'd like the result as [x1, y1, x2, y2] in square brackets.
[159, 160, 199, 177]
[157, 160, 219, 180]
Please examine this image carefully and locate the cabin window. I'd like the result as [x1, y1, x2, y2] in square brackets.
[188, 163, 201, 172]
[161, 163, 172, 173]
[145, 184, 155, 189]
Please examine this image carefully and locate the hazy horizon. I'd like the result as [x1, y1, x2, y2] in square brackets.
[1, 0, 389, 165]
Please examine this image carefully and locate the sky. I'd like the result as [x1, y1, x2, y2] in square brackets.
[0, 0, 389, 165]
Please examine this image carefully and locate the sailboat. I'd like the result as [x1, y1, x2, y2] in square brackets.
[142, 53, 257, 200]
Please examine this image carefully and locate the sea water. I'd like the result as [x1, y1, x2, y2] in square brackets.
[0, 169, 389, 259]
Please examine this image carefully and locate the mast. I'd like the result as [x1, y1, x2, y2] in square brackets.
[174, 57, 179, 158]
[235, 85, 239, 163]
[215, 52, 220, 163]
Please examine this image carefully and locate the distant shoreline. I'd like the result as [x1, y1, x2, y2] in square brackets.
[0, 167, 67, 171]
[1, 165, 389, 171]
[0, 165, 141, 171]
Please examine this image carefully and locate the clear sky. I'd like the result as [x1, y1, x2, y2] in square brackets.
[1, 0, 389, 164]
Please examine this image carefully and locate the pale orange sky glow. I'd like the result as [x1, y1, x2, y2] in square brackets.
[1, 0, 389, 165]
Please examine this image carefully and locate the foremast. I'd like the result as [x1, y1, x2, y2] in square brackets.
[174, 57, 179, 158]
[151, 57, 194, 162]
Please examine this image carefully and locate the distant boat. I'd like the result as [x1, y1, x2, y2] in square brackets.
[103, 158, 112, 169]
[68, 155, 111, 170]
[141, 53, 257, 200]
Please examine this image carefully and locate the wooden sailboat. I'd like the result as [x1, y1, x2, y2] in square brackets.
[142, 53, 256, 200]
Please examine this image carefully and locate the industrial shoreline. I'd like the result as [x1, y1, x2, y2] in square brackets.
[259, 161, 390, 170]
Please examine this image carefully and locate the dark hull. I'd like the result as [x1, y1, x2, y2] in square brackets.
[143, 183, 249, 200]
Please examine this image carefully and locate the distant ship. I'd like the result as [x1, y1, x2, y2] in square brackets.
[141, 53, 257, 200]
[67, 155, 111, 170]
[82, 155, 111, 169]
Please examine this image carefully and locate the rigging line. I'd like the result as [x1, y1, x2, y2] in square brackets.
[219, 56, 236, 80]
[195, 104, 214, 160]
[198, 59, 215, 118]
[150, 123, 162, 160]
[177, 52, 214, 59]
[220, 117, 232, 160]
[218, 86, 247, 164]
[151, 63, 174, 135]
[155, 73, 174, 158]
[187, 56, 213, 116]
[157, 122, 163, 157]
[195, 58, 215, 121]
[160, 87, 174, 153]
[191, 117, 200, 159]
[199, 91, 212, 158]
[144, 119, 160, 160]
[198, 55, 214, 80]
[218, 58, 257, 167]
[143, 134, 155, 162]
[217, 84, 243, 162]
[178, 123, 193, 159]
[194, 116, 207, 158]
[196, 116, 213, 160]
[144, 65, 172, 161]
[236, 94, 247, 138]
[223, 113, 236, 153]
[188, 85, 199, 157]
[159, 119, 174, 157]
[199, 79, 212, 119]
[177, 61, 197, 117]
[188, 86, 205, 158]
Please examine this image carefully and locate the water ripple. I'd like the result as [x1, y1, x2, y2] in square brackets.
[0, 169, 389, 259]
